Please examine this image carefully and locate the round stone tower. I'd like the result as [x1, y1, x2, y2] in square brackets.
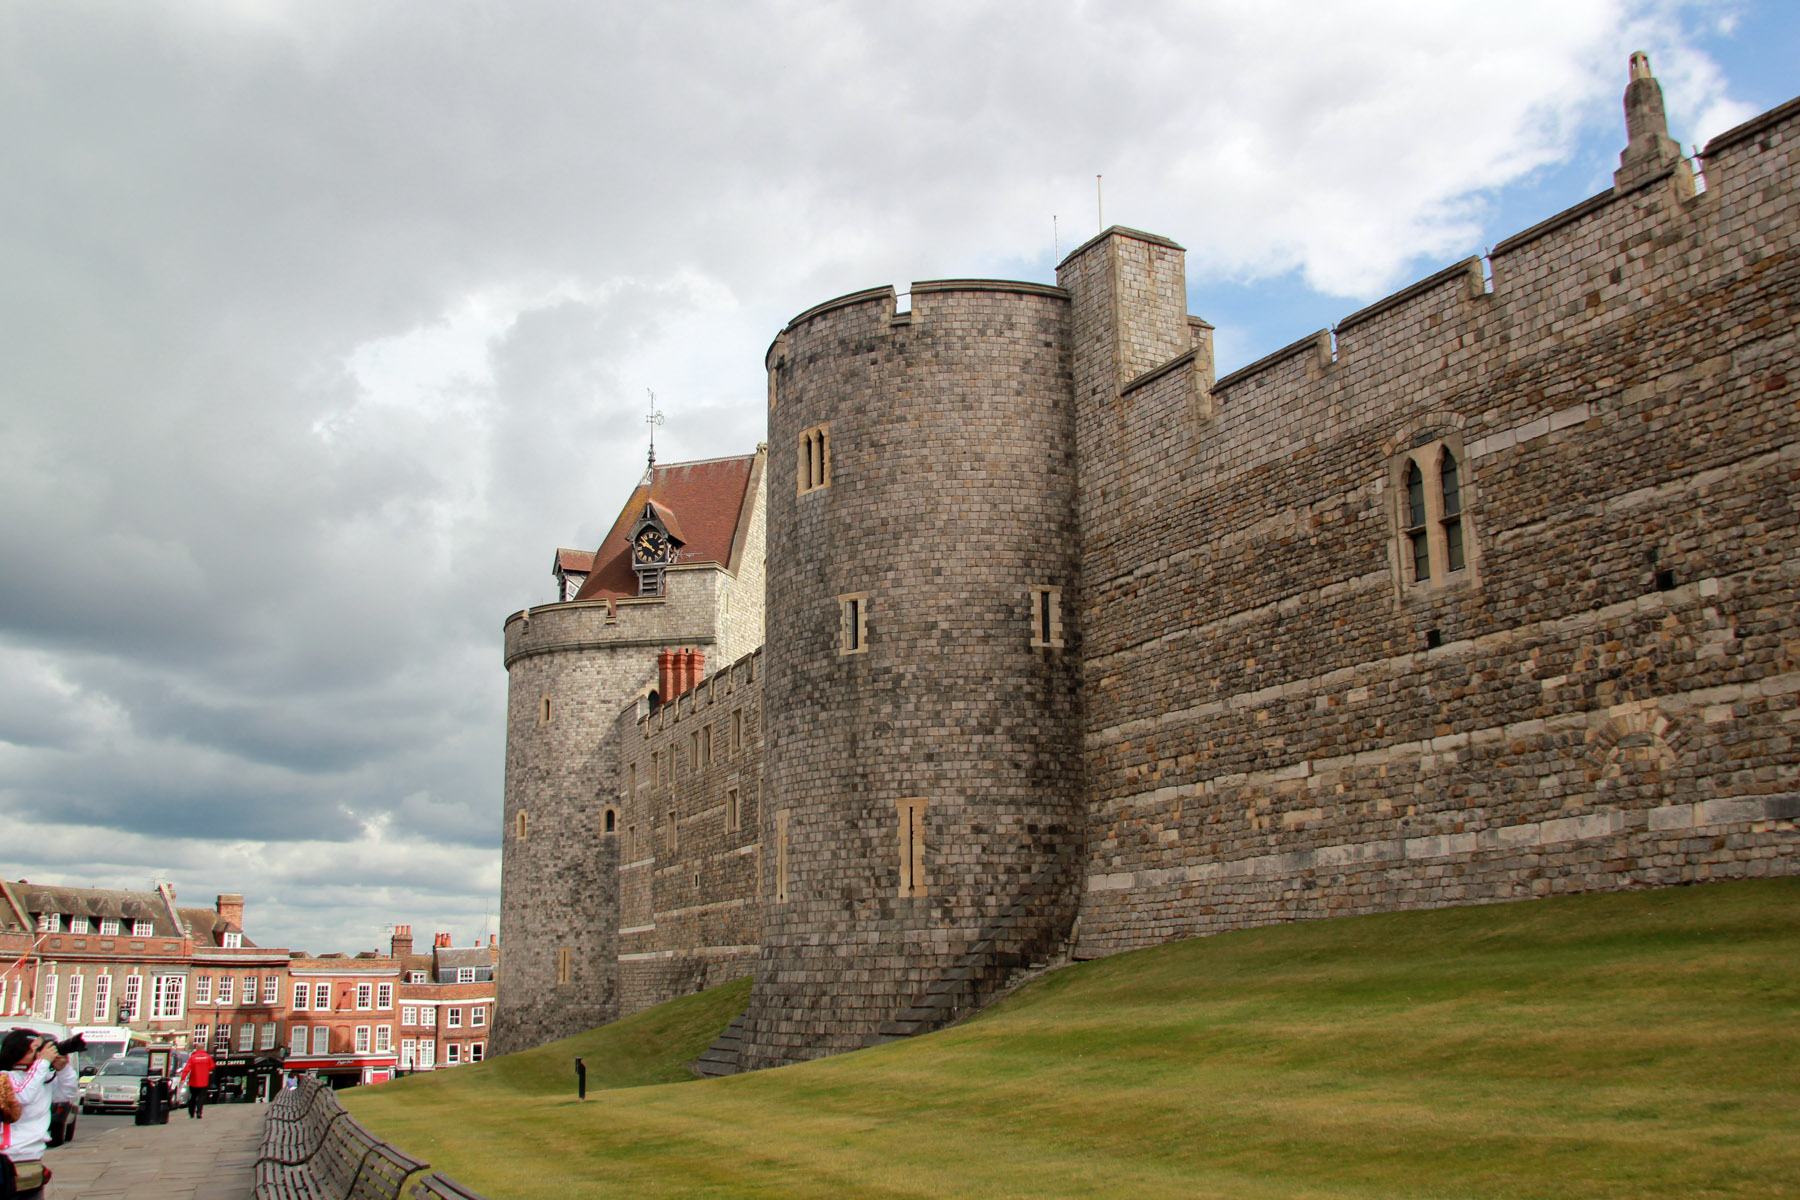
[741, 279, 1085, 1067]
[492, 601, 632, 1053]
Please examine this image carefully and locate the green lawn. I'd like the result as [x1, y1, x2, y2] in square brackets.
[345, 880, 1800, 1198]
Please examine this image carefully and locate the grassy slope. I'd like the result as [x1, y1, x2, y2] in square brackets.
[346, 881, 1800, 1199]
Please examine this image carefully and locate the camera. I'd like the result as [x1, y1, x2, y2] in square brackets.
[49, 1034, 86, 1055]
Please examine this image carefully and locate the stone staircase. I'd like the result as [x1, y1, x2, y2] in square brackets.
[863, 930, 1074, 1046]
[690, 1011, 748, 1077]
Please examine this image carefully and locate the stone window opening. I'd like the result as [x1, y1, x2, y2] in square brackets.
[839, 592, 869, 656]
[727, 787, 741, 832]
[540, 695, 553, 725]
[603, 807, 617, 835]
[667, 808, 678, 854]
[1394, 440, 1476, 591]
[798, 425, 830, 495]
[731, 709, 742, 753]
[1028, 585, 1065, 649]
[702, 724, 714, 766]
[775, 809, 790, 904]
[896, 798, 928, 898]
[556, 947, 571, 986]
[516, 811, 529, 840]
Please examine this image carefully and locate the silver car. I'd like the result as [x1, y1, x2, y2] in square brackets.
[78, 1051, 188, 1114]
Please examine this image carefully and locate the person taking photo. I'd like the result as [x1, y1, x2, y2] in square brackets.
[1, 1030, 74, 1198]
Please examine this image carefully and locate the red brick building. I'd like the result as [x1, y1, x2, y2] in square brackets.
[0, 882, 276, 1043]
[278, 927, 499, 1084]
[394, 928, 498, 1071]
[281, 951, 403, 1086]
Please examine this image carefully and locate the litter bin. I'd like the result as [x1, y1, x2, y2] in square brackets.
[134, 1077, 172, 1125]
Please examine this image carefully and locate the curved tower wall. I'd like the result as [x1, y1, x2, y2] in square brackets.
[743, 281, 1084, 1066]
[493, 575, 726, 1052]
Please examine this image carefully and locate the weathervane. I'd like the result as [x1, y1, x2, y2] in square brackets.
[645, 389, 664, 468]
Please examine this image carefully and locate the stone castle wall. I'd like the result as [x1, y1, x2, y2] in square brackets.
[1068, 100, 1800, 957]
[742, 280, 1087, 1067]
[496, 79, 1798, 1068]
[616, 648, 765, 1017]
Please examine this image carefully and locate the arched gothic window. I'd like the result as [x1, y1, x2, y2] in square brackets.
[1440, 450, 1465, 572]
[1405, 461, 1430, 582]
[1395, 439, 1476, 589]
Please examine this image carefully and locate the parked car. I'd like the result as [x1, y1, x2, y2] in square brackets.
[78, 1049, 188, 1114]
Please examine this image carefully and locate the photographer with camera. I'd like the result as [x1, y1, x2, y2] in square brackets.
[1, 1029, 76, 1198]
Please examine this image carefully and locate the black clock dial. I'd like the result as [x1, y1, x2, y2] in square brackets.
[633, 528, 669, 563]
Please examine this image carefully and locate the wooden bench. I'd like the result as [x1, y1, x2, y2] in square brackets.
[269, 1077, 327, 1123]
[259, 1100, 346, 1167]
[410, 1172, 490, 1200]
[255, 1108, 427, 1200]
[259, 1087, 345, 1165]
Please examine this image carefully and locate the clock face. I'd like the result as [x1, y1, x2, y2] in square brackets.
[633, 527, 670, 564]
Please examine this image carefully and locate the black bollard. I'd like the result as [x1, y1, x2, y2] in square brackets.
[574, 1057, 586, 1102]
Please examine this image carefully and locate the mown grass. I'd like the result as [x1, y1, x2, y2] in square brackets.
[345, 880, 1800, 1199]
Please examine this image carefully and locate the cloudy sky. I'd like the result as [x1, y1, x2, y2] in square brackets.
[0, 0, 1793, 954]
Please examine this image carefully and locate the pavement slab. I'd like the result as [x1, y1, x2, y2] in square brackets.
[44, 1103, 262, 1199]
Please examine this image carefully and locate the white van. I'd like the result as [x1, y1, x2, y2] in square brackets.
[69, 1025, 138, 1075]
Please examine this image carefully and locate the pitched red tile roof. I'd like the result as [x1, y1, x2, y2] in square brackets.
[573, 453, 760, 601]
[553, 548, 595, 574]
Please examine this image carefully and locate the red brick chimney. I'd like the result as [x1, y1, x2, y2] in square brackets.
[216, 894, 244, 931]
[434, 932, 451, 948]
[658, 649, 677, 702]
[391, 924, 413, 958]
[681, 647, 705, 696]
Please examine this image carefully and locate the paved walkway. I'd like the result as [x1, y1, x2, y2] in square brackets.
[44, 1104, 261, 1199]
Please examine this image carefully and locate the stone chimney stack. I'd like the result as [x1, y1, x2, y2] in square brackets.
[1616, 51, 1693, 196]
[391, 924, 413, 958]
[215, 894, 244, 931]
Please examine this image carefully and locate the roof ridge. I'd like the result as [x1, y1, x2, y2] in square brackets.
[652, 452, 759, 470]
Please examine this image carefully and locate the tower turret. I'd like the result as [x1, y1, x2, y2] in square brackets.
[1616, 51, 1693, 195]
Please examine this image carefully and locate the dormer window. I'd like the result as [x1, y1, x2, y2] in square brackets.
[408, 971, 427, 984]
[70, 917, 90, 935]
[37, 913, 60, 934]
[132, 919, 153, 937]
[100, 919, 119, 936]
[222, 931, 242, 948]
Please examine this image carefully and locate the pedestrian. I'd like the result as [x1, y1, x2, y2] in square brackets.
[174, 1043, 216, 1119]
[1, 1030, 72, 1199]
[0, 1063, 21, 1200]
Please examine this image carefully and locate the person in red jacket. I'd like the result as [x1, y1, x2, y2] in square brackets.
[174, 1045, 216, 1119]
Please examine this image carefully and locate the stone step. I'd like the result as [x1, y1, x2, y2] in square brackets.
[690, 1012, 749, 1078]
